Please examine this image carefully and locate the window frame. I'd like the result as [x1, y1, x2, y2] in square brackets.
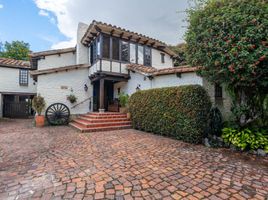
[161, 53, 165, 63]
[144, 46, 152, 66]
[215, 84, 223, 98]
[19, 69, 29, 86]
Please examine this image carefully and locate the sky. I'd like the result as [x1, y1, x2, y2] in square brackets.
[0, 0, 191, 52]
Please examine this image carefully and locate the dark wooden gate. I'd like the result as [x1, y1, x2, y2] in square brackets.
[3, 95, 33, 118]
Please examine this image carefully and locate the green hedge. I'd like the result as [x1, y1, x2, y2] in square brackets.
[129, 85, 212, 144]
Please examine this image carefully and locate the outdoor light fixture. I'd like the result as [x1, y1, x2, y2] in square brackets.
[84, 84, 88, 92]
[136, 84, 141, 91]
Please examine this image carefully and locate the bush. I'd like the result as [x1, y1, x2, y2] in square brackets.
[118, 93, 129, 107]
[208, 107, 223, 137]
[222, 128, 268, 152]
[129, 85, 212, 144]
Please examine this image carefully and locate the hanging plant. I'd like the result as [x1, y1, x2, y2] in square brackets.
[67, 94, 77, 104]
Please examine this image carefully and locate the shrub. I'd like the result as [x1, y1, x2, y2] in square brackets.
[208, 107, 223, 137]
[67, 94, 77, 104]
[32, 94, 46, 116]
[222, 128, 268, 152]
[129, 85, 212, 144]
[118, 93, 129, 107]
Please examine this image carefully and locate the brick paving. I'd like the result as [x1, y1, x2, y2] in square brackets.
[0, 119, 267, 200]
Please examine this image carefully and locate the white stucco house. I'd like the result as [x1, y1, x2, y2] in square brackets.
[0, 58, 36, 118]
[0, 20, 231, 122]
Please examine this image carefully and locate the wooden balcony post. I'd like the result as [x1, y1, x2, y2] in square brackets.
[99, 79, 105, 112]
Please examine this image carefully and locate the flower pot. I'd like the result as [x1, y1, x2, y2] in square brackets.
[35, 115, 45, 127]
[119, 107, 128, 114]
[127, 112, 131, 119]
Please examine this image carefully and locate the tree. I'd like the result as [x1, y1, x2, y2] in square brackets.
[0, 41, 30, 60]
[169, 43, 187, 66]
[185, 0, 268, 127]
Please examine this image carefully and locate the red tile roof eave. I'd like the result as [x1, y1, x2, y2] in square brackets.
[0, 57, 30, 69]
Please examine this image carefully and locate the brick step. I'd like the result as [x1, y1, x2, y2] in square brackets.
[73, 119, 131, 128]
[78, 116, 130, 123]
[89, 112, 126, 116]
[81, 114, 127, 119]
[69, 122, 132, 133]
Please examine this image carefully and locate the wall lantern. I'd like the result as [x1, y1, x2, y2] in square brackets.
[84, 84, 88, 92]
[136, 84, 141, 92]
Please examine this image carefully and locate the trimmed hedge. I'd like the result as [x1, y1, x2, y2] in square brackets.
[129, 85, 212, 144]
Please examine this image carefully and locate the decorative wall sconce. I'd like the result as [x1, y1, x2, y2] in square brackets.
[84, 84, 88, 92]
[136, 84, 141, 91]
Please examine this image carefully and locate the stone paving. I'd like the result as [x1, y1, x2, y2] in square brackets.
[0, 119, 267, 200]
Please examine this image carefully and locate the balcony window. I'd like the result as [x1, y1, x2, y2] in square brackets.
[144, 46, 151, 66]
[137, 45, 144, 65]
[121, 41, 129, 62]
[112, 38, 120, 60]
[19, 69, 28, 86]
[102, 35, 110, 59]
[130, 43, 136, 63]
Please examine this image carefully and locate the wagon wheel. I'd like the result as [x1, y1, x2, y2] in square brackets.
[45, 103, 70, 125]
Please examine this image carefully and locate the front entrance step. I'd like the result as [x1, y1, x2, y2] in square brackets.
[69, 112, 132, 133]
[73, 119, 131, 128]
[69, 122, 132, 133]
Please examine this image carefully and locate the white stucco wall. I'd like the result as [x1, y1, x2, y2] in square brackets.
[114, 71, 202, 97]
[37, 52, 76, 70]
[0, 67, 37, 94]
[151, 49, 174, 69]
[37, 68, 92, 115]
[76, 23, 89, 64]
[0, 67, 37, 117]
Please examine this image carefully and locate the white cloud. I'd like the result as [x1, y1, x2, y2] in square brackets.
[38, 10, 49, 17]
[0, 4, 3, 9]
[34, 0, 190, 49]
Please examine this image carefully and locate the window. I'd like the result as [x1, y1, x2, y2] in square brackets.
[97, 37, 101, 58]
[161, 53, 165, 63]
[112, 38, 120, 60]
[90, 41, 97, 64]
[144, 46, 151, 66]
[130, 43, 136, 63]
[137, 45, 144, 65]
[102, 35, 110, 59]
[19, 69, 28, 86]
[121, 41, 129, 62]
[215, 84, 223, 98]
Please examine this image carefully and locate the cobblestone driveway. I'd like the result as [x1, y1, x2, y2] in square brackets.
[0, 119, 267, 200]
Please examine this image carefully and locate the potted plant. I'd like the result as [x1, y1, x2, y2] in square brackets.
[118, 93, 129, 115]
[67, 94, 77, 104]
[32, 94, 46, 127]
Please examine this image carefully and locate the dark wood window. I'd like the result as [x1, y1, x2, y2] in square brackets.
[137, 45, 144, 65]
[121, 41, 129, 62]
[90, 41, 97, 64]
[112, 38, 120, 60]
[215, 84, 223, 98]
[19, 69, 28, 86]
[161, 53, 165, 63]
[130, 43, 136, 63]
[144, 46, 151, 66]
[102, 35, 110, 59]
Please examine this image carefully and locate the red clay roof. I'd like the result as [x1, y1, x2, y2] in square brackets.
[30, 64, 90, 76]
[82, 20, 177, 57]
[126, 64, 198, 76]
[30, 47, 76, 58]
[0, 57, 30, 69]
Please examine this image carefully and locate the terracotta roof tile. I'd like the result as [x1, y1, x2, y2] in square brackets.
[30, 64, 90, 76]
[0, 57, 30, 69]
[126, 64, 198, 76]
[30, 47, 76, 57]
[81, 20, 177, 57]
